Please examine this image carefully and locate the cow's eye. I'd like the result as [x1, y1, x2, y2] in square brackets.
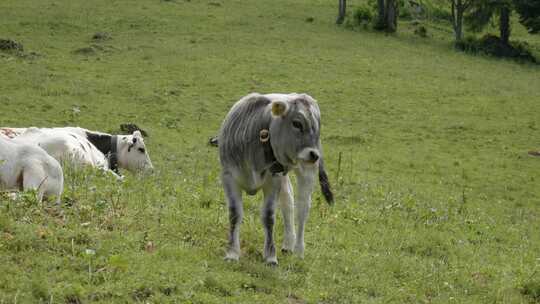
[292, 120, 303, 131]
[138, 147, 146, 153]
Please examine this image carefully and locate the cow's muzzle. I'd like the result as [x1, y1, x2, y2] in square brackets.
[298, 148, 320, 164]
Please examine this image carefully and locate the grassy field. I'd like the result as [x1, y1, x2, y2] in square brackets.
[1, 0, 540, 303]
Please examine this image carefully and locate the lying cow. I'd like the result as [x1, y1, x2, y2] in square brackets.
[4, 127, 153, 177]
[0, 134, 64, 204]
[219, 93, 333, 265]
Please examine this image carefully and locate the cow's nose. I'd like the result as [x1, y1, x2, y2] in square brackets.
[309, 150, 319, 162]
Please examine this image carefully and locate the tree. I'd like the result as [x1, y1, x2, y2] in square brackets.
[375, 0, 398, 32]
[466, 0, 513, 44]
[449, 0, 473, 41]
[336, 0, 347, 24]
[514, 0, 540, 33]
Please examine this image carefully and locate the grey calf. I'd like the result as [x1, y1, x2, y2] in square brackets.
[218, 93, 333, 265]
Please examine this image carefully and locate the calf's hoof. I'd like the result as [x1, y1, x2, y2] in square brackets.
[294, 245, 305, 259]
[264, 257, 278, 266]
[224, 251, 240, 262]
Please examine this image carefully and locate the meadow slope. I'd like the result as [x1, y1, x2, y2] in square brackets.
[1, 0, 540, 303]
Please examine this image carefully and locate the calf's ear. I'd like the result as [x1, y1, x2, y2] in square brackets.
[271, 100, 289, 117]
[132, 130, 142, 138]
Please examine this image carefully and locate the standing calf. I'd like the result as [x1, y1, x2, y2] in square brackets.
[219, 93, 333, 265]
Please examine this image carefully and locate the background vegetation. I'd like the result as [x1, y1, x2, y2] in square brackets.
[1, 0, 539, 303]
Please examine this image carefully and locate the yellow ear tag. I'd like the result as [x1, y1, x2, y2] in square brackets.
[271, 102, 286, 116]
[259, 129, 269, 143]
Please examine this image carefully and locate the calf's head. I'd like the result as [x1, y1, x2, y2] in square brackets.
[268, 94, 321, 167]
[117, 131, 154, 173]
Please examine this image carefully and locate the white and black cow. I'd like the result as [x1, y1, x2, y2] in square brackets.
[0, 134, 64, 204]
[219, 93, 333, 265]
[2, 127, 154, 177]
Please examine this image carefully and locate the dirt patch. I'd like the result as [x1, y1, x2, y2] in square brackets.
[73, 46, 97, 55]
[73, 44, 112, 56]
[0, 39, 23, 52]
[92, 32, 111, 41]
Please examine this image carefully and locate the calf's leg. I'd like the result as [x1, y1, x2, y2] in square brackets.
[294, 165, 317, 258]
[262, 176, 282, 265]
[223, 174, 243, 261]
[279, 175, 295, 252]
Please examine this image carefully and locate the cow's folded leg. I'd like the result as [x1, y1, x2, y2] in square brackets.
[279, 175, 296, 253]
[262, 176, 281, 265]
[22, 168, 46, 203]
[223, 175, 243, 261]
[294, 165, 316, 258]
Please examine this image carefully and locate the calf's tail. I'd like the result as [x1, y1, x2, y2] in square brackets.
[318, 158, 334, 205]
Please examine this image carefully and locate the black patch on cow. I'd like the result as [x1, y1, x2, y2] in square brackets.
[85, 131, 113, 155]
[16, 170, 24, 190]
[108, 135, 119, 174]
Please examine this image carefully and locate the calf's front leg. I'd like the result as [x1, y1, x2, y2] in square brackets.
[294, 165, 317, 258]
[279, 175, 296, 253]
[262, 175, 282, 265]
[223, 174, 243, 261]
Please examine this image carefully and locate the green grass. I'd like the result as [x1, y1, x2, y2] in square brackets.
[1, 0, 540, 303]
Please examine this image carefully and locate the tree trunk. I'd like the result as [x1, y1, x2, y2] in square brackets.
[375, 0, 386, 29]
[451, 0, 464, 41]
[336, 0, 347, 24]
[456, 5, 463, 41]
[385, 0, 398, 32]
[499, 6, 510, 45]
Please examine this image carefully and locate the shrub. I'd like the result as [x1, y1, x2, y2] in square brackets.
[430, 5, 453, 22]
[414, 25, 428, 37]
[522, 280, 540, 302]
[398, 0, 414, 19]
[455, 34, 537, 63]
[353, 5, 374, 28]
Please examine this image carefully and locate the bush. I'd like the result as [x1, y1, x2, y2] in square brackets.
[398, 0, 414, 20]
[414, 25, 428, 37]
[429, 5, 453, 22]
[353, 5, 374, 27]
[455, 34, 537, 63]
[522, 280, 540, 302]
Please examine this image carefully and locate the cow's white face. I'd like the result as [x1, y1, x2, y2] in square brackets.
[268, 94, 321, 167]
[117, 131, 154, 173]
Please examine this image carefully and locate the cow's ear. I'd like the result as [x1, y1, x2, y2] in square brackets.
[271, 100, 289, 117]
[132, 130, 142, 138]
